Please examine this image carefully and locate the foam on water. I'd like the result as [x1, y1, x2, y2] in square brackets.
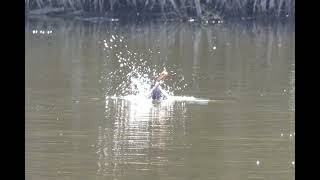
[106, 95, 210, 105]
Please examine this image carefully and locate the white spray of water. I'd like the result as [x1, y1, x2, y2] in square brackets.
[99, 33, 196, 103]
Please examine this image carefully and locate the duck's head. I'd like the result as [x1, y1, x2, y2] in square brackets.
[157, 68, 168, 81]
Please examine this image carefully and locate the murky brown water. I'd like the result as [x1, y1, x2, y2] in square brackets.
[25, 17, 295, 180]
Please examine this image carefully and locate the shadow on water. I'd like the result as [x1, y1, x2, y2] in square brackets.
[26, 17, 294, 180]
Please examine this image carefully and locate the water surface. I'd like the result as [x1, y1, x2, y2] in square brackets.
[25, 17, 295, 180]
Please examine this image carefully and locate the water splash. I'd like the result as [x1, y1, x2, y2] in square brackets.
[98, 33, 215, 106]
[99, 33, 188, 99]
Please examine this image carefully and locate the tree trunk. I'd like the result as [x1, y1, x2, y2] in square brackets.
[269, 0, 275, 11]
[168, 0, 179, 13]
[159, 0, 166, 14]
[253, 0, 258, 14]
[261, 0, 267, 13]
[110, 0, 115, 11]
[194, 0, 202, 17]
[278, 0, 284, 16]
[35, 0, 44, 8]
[25, 0, 29, 11]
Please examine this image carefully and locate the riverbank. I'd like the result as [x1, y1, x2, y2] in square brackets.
[25, 0, 294, 22]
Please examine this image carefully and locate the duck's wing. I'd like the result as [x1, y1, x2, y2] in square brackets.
[159, 86, 170, 99]
[145, 82, 161, 98]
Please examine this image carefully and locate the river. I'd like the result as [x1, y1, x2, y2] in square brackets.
[25, 17, 295, 180]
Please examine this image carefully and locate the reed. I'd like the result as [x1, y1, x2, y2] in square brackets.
[26, 0, 295, 19]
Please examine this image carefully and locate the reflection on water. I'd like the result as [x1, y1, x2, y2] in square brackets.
[96, 98, 188, 178]
[26, 17, 294, 180]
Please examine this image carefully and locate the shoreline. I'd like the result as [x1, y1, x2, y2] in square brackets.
[26, 12, 294, 25]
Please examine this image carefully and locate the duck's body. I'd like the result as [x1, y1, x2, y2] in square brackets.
[151, 84, 162, 100]
[150, 81, 169, 100]
[147, 68, 170, 101]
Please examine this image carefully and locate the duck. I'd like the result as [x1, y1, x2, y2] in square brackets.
[147, 68, 170, 100]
